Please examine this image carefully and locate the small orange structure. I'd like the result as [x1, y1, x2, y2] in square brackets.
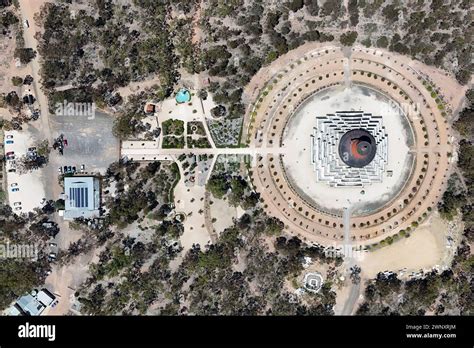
[145, 103, 156, 114]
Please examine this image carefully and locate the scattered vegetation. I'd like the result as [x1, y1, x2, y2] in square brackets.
[186, 121, 206, 136]
[207, 174, 259, 210]
[36, 1, 185, 105]
[186, 136, 211, 148]
[77, 210, 341, 315]
[103, 160, 179, 229]
[357, 242, 473, 315]
[162, 119, 184, 136]
[359, 88, 474, 315]
[0, 203, 56, 310]
[162, 136, 185, 149]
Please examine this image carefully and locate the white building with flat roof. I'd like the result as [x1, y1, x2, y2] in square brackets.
[7, 289, 56, 316]
[63, 176, 100, 220]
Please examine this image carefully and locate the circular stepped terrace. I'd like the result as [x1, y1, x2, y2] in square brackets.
[245, 46, 453, 246]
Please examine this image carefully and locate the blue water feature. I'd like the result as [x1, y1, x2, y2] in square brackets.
[175, 88, 191, 103]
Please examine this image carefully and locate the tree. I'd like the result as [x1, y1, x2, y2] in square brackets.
[458, 140, 473, 185]
[23, 75, 34, 85]
[36, 139, 50, 157]
[304, 0, 319, 16]
[11, 76, 23, 86]
[382, 4, 400, 23]
[348, 0, 359, 26]
[207, 174, 229, 199]
[454, 107, 473, 138]
[16, 154, 48, 174]
[465, 89, 474, 105]
[0, 259, 46, 310]
[0, 10, 18, 29]
[340, 31, 358, 46]
[455, 69, 471, 85]
[198, 89, 208, 100]
[242, 192, 259, 210]
[211, 105, 226, 118]
[228, 177, 247, 206]
[14, 48, 37, 64]
[321, 0, 343, 19]
[54, 199, 65, 210]
[5, 91, 21, 110]
[376, 36, 389, 48]
[265, 217, 284, 235]
[288, 0, 304, 12]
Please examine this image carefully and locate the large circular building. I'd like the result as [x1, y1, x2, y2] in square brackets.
[245, 45, 454, 246]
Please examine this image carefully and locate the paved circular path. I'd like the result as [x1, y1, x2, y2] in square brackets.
[245, 46, 454, 246]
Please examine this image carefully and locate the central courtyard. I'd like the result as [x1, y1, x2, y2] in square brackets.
[282, 84, 414, 216]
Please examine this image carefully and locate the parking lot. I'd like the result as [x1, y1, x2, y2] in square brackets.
[49, 111, 119, 175]
[4, 130, 45, 213]
[3, 110, 119, 214]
